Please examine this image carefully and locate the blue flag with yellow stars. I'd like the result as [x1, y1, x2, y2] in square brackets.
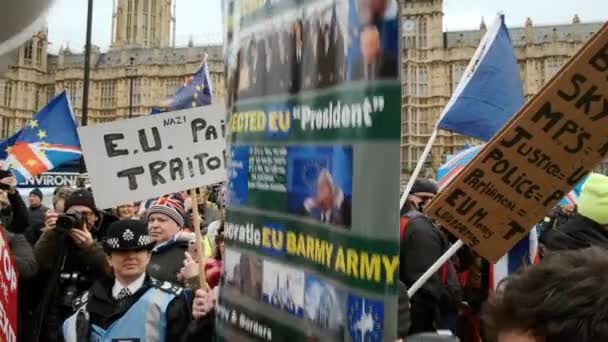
[347, 294, 384, 342]
[162, 60, 213, 111]
[1, 91, 81, 182]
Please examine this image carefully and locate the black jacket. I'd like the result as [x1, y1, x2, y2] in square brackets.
[400, 212, 450, 334]
[29, 212, 117, 342]
[65, 275, 213, 341]
[541, 213, 608, 251]
[148, 239, 190, 285]
[6, 229, 39, 342]
[7, 191, 29, 234]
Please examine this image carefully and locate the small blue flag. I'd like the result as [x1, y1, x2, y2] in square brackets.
[2, 91, 81, 182]
[163, 61, 212, 111]
[437, 15, 524, 141]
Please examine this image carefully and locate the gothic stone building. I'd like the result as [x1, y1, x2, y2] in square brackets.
[401, 0, 605, 176]
[0, 0, 224, 138]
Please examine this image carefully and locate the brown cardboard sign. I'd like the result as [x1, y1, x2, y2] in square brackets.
[426, 22, 608, 263]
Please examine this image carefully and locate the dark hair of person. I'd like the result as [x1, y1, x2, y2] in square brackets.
[214, 223, 225, 261]
[483, 247, 608, 342]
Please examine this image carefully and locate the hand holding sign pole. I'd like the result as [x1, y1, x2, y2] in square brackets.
[409, 21, 608, 297]
[190, 187, 210, 291]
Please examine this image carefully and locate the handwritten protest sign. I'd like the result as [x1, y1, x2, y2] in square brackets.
[221, 0, 401, 341]
[78, 105, 226, 209]
[0, 226, 18, 342]
[427, 23, 608, 263]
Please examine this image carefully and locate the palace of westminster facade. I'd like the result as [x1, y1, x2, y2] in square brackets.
[0, 0, 605, 174]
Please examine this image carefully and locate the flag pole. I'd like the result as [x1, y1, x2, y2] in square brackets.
[190, 187, 210, 291]
[79, 0, 93, 176]
[399, 128, 438, 211]
[408, 240, 464, 297]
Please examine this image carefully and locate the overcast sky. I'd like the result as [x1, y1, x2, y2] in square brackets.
[46, 0, 606, 53]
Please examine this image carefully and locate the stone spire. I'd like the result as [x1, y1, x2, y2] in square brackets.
[111, 0, 174, 49]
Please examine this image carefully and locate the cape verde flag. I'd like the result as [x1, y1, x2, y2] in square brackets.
[437, 15, 524, 141]
[2, 91, 81, 182]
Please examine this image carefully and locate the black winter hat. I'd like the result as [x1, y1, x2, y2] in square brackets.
[64, 189, 97, 212]
[103, 219, 155, 253]
[410, 179, 438, 195]
[29, 188, 43, 200]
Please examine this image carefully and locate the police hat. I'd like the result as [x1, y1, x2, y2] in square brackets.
[103, 219, 155, 253]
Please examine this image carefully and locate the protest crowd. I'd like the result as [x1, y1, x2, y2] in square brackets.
[2, 1, 608, 342]
[0, 171, 605, 341]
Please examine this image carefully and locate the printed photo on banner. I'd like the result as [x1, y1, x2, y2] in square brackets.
[223, 249, 263, 301]
[228, 145, 353, 228]
[304, 275, 346, 339]
[346, 293, 384, 342]
[226, 0, 398, 105]
[287, 146, 352, 228]
[261, 260, 305, 318]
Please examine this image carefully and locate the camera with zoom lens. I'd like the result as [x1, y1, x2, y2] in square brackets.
[56, 211, 83, 233]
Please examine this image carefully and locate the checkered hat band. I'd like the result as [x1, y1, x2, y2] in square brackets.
[146, 204, 184, 227]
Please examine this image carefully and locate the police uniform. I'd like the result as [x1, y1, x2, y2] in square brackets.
[61, 220, 211, 342]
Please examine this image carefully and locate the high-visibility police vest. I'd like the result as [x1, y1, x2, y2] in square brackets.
[203, 235, 213, 258]
[62, 285, 177, 342]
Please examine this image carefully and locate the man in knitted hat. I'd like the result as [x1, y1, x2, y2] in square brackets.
[28, 187, 49, 231]
[145, 195, 194, 285]
[61, 219, 214, 341]
[541, 173, 608, 251]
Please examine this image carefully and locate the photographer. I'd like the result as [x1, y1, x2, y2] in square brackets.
[31, 189, 117, 342]
[0, 170, 30, 234]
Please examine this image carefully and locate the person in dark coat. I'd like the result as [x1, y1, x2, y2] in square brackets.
[288, 20, 303, 94]
[541, 173, 608, 252]
[61, 219, 213, 341]
[0, 174, 29, 234]
[28, 188, 49, 232]
[146, 195, 192, 285]
[31, 189, 118, 342]
[400, 179, 461, 335]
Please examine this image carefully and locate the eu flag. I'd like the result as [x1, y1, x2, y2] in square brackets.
[2, 91, 81, 182]
[163, 61, 213, 111]
[437, 15, 524, 141]
[347, 294, 384, 342]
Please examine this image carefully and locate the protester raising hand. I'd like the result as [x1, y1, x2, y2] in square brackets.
[41, 210, 58, 232]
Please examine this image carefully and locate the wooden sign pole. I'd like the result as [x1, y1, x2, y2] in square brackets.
[190, 187, 209, 291]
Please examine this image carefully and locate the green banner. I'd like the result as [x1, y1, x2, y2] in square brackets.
[223, 0, 401, 340]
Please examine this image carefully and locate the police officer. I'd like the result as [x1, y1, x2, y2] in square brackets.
[62, 219, 207, 341]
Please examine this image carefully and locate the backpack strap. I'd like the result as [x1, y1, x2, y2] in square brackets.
[400, 211, 424, 241]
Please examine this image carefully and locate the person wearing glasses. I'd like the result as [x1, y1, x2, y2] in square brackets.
[32, 189, 118, 342]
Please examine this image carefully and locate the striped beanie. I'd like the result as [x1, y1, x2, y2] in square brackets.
[146, 195, 185, 228]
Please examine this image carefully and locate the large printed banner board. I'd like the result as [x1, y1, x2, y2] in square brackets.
[78, 105, 227, 209]
[427, 23, 608, 263]
[221, 0, 401, 341]
[0, 226, 18, 342]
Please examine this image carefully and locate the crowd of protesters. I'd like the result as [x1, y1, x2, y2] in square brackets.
[0, 171, 226, 341]
[398, 172, 608, 342]
[0, 167, 607, 341]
